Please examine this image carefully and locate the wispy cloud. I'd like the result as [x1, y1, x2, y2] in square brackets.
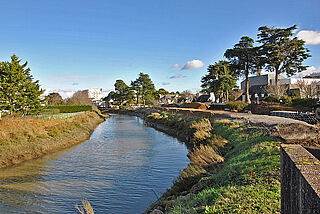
[297, 30, 320, 45]
[47, 75, 92, 82]
[182, 59, 205, 70]
[160, 82, 170, 85]
[169, 74, 182, 79]
[171, 64, 180, 68]
[72, 82, 79, 86]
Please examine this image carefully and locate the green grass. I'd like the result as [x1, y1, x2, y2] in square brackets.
[168, 121, 281, 214]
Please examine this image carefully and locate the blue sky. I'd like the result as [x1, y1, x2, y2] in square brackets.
[1, 0, 320, 97]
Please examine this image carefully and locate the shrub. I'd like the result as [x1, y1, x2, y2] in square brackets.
[281, 95, 292, 105]
[44, 105, 92, 113]
[291, 98, 317, 108]
[263, 96, 280, 103]
[227, 101, 248, 111]
[182, 102, 208, 109]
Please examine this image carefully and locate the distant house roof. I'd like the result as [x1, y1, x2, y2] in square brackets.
[197, 95, 210, 102]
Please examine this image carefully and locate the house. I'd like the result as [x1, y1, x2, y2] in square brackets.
[88, 88, 104, 101]
[240, 73, 320, 101]
[197, 93, 215, 103]
[159, 94, 179, 105]
[240, 74, 286, 90]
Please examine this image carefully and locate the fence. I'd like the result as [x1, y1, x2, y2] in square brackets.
[24, 111, 86, 119]
[270, 111, 319, 124]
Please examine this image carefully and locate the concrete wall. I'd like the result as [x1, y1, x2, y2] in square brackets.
[280, 144, 320, 214]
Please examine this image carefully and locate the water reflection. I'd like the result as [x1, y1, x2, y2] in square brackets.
[0, 115, 189, 213]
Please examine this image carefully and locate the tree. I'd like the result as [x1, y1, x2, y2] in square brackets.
[257, 25, 311, 86]
[45, 92, 64, 105]
[114, 79, 134, 106]
[224, 36, 260, 103]
[296, 79, 318, 98]
[131, 73, 155, 105]
[201, 60, 237, 103]
[158, 88, 169, 95]
[66, 90, 92, 105]
[0, 55, 44, 114]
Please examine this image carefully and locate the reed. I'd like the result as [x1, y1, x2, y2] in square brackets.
[75, 200, 94, 214]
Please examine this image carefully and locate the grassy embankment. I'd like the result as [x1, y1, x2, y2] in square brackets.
[0, 111, 106, 168]
[144, 110, 281, 213]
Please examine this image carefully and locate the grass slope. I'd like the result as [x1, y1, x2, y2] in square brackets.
[169, 121, 281, 214]
[142, 109, 281, 214]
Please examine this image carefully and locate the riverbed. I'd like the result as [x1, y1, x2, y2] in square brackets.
[0, 115, 189, 214]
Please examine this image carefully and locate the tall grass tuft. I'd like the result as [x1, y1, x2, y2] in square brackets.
[75, 200, 94, 214]
[187, 144, 224, 167]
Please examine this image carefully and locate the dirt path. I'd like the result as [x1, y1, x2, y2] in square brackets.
[157, 107, 319, 144]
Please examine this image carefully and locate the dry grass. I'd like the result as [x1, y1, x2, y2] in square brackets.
[188, 144, 224, 167]
[75, 200, 94, 214]
[0, 111, 104, 168]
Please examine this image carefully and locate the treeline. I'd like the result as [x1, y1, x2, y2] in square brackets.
[106, 72, 172, 106]
[45, 90, 93, 106]
[201, 25, 311, 103]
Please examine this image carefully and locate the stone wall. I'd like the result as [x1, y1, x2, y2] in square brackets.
[280, 144, 320, 213]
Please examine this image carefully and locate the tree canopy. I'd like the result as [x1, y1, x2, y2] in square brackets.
[131, 72, 155, 105]
[201, 60, 237, 103]
[257, 25, 311, 85]
[224, 36, 260, 103]
[66, 90, 92, 105]
[45, 92, 64, 105]
[114, 79, 134, 106]
[0, 55, 44, 114]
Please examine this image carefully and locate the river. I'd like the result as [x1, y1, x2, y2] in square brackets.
[0, 115, 189, 214]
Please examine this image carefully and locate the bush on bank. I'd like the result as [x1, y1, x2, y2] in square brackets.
[227, 101, 248, 111]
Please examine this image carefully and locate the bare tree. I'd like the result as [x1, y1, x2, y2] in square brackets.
[296, 79, 318, 98]
[66, 90, 92, 105]
[267, 84, 288, 98]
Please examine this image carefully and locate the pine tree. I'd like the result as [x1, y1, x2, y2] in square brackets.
[0, 55, 44, 114]
[131, 73, 155, 105]
[257, 25, 311, 86]
[201, 60, 237, 103]
[224, 36, 260, 103]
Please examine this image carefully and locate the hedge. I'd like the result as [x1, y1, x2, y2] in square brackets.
[291, 98, 317, 108]
[227, 101, 248, 111]
[44, 105, 92, 113]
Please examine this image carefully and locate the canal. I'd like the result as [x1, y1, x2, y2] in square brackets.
[0, 115, 189, 213]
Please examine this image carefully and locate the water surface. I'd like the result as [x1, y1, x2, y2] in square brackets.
[0, 115, 189, 213]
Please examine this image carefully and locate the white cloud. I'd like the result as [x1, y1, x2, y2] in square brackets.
[182, 60, 205, 70]
[171, 64, 180, 68]
[160, 82, 170, 85]
[292, 66, 320, 78]
[297, 30, 320, 45]
[43, 89, 76, 99]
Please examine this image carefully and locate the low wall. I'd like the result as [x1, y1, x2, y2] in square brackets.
[280, 144, 320, 213]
